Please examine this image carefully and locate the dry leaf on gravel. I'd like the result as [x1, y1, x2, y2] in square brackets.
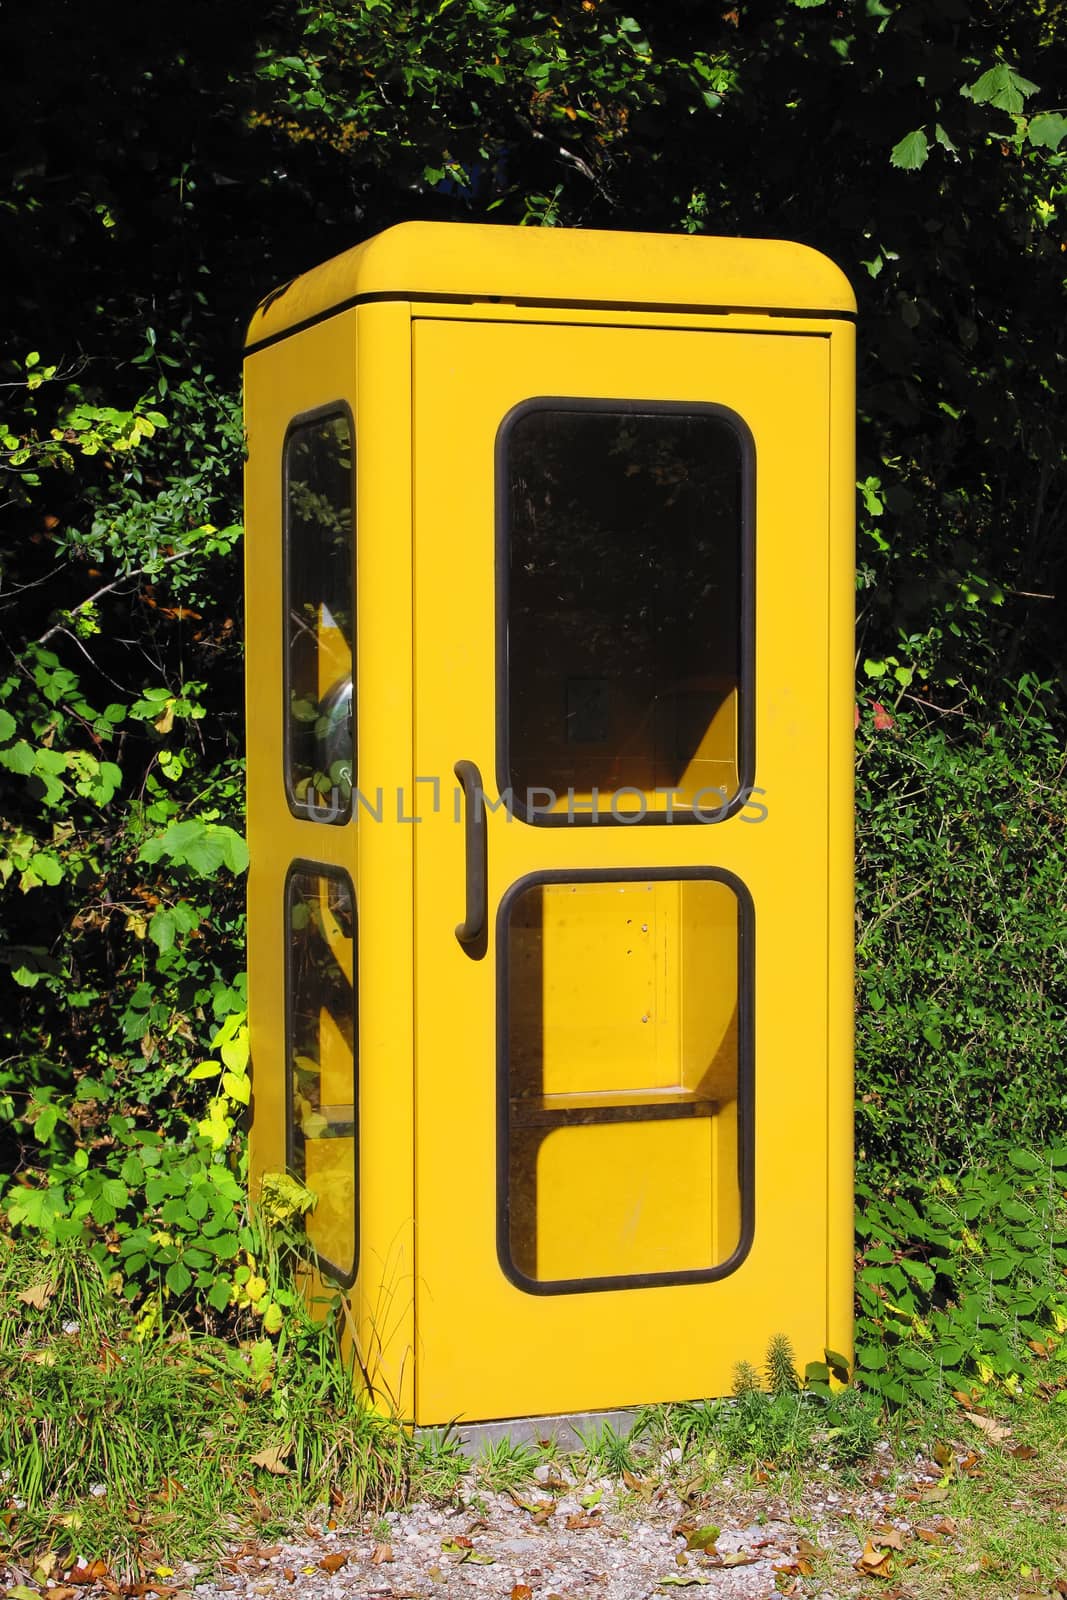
[871, 1524, 905, 1549]
[855, 1538, 894, 1578]
[371, 1544, 395, 1564]
[317, 1553, 348, 1574]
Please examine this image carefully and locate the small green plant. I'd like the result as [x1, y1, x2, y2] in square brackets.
[764, 1333, 801, 1396]
[574, 1418, 640, 1478]
[732, 1359, 760, 1395]
[474, 1434, 541, 1494]
[410, 1427, 468, 1503]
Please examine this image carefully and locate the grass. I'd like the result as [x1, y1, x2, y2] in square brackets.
[2, 1234, 1066, 1597]
[0, 1237, 405, 1577]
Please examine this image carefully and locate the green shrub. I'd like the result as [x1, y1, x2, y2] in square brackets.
[855, 675, 1066, 1178]
[855, 1144, 1067, 1405]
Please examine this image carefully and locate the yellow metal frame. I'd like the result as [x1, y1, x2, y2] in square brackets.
[244, 224, 855, 1425]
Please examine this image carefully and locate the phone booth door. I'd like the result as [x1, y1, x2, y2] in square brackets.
[412, 313, 831, 1425]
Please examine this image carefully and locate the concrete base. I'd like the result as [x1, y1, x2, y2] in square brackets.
[417, 1407, 640, 1459]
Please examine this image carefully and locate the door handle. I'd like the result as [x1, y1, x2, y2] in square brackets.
[454, 759, 487, 947]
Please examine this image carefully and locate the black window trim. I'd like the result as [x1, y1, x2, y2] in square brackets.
[283, 857, 359, 1290]
[282, 400, 357, 826]
[495, 395, 756, 827]
[495, 865, 755, 1296]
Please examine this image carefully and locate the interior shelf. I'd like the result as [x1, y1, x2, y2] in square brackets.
[510, 1087, 718, 1129]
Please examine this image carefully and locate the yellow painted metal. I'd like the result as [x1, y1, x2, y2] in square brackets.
[244, 304, 417, 1415]
[411, 314, 836, 1422]
[246, 222, 855, 351]
[243, 224, 854, 1428]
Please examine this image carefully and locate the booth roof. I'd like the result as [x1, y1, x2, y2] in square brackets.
[244, 222, 856, 352]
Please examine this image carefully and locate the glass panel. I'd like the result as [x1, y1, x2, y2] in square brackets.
[504, 404, 746, 821]
[504, 875, 743, 1287]
[285, 412, 355, 822]
[286, 868, 357, 1285]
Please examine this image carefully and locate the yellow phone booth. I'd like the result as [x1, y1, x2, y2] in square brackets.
[243, 223, 856, 1425]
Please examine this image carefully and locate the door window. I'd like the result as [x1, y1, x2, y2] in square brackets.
[500, 401, 752, 824]
[499, 869, 752, 1291]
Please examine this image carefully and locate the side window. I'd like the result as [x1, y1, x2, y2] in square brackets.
[284, 410, 355, 823]
[286, 865, 358, 1286]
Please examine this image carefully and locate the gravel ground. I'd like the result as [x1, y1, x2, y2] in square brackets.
[174, 1444, 945, 1600]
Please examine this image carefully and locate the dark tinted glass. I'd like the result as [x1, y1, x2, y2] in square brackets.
[503, 405, 745, 820]
[285, 412, 354, 822]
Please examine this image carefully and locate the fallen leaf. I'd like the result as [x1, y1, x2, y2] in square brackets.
[511, 1587, 534, 1600]
[919, 1485, 951, 1504]
[855, 1539, 893, 1578]
[717, 1551, 756, 1567]
[932, 1440, 953, 1467]
[564, 1513, 602, 1530]
[371, 1544, 395, 1565]
[282, 1572, 296, 1584]
[964, 1411, 1010, 1443]
[871, 1525, 905, 1549]
[8, 1588, 43, 1600]
[622, 1468, 652, 1499]
[18, 1280, 56, 1310]
[67, 1559, 111, 1585]
[250, 1444, 291, 1476]
[657, 1577, 711, 1589]
[317, 1553, 348, 1574]
[959, 1450, 982, 1474]
[1008, 1444, 1038, 1460]
[467, 1552, 495, 1565]
[49, 1589, 78, 1600]
[684, 1526, 720, 1553]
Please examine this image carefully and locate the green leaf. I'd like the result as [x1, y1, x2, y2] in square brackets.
[222, 1071, 250, 1105]
[34, 1104, 60, 1143]
[165, 1260, 193, 1294]
[0, 708, 15, 741]
[148, 907, 178, 952]
[933, 123, 958, 157]
[890, 128, 929, 170]
[966, 64, 1039, 115]
[1028, 112, 1067, 149]
[208, 1276, 233, 1313]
